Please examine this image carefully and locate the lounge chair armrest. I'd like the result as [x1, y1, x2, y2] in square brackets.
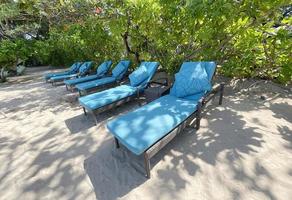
[202, 83, 225, 105]
[149, 77, 169, 86]
[161, 85, 172, 95]
[207, 83, 222, 95]
[116, 78, 129, 86]
[135, 85, 145, 93]
[116, 79, 122, 85]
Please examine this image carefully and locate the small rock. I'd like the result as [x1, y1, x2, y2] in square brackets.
[260, 95, 266, 100]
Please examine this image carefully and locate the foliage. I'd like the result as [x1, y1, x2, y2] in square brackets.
[0, 0, 291, 83]
[46, 18, 124, 66]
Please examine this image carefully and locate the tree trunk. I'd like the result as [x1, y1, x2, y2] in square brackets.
[122, 31, 140, 63]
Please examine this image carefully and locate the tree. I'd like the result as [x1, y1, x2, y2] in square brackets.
[0, 0, 291, 83]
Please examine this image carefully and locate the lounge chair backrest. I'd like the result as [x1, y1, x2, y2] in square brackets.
[173, 61, 217, 100]
[111, 60, 131, 80]
[135, 61, 159, 89]
[79, 61, 93, 76]
[69, 62, 82, 73]
[180, 61, 216, 82]
[96, 60, 112, 77]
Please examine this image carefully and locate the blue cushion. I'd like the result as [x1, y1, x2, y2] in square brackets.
[180, 62, 216, 82]
[76, 77, 116, 91]
[78, 64, 87, 74]
[107, 94, 201, 155]
[131, 62, 159, 89]
[45, 71, 71, 80]
[112, 62, 127, 78]
[70, 62, 82, 73]
[64, 75, 99, 86]
[96, 61, 112, 76]
[79, 62, 93, 75]
[170, 63, 211, 98]
[50, 73, 78, 81]
[202, 62, 216, 81]
[79, 85, 137, 110]
[129, 65, 149, 86]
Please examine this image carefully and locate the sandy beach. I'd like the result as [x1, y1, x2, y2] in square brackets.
[0, 67, 291, 200]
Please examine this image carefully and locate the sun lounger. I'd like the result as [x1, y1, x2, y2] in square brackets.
[44, 62, 82, 82]
[106, 61, 224, 178]
[75, 60, 131, 96]
[64, 60, 112, 91]
[49, 61, 93, 85]
[79, 61, 159, 125]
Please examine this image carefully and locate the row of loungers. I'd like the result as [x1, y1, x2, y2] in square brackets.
[44, 60, 224, 178]
[46, 60, 132, 96]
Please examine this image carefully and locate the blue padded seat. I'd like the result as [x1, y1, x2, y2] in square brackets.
[107, 94, 201, 155]
[45, 71, 71, 80]
[64, 61, 112, 86]
[76, 77, 116, 91]
[64, 74, 100, 86]
[50, 73, 79, 81]
[79, 85, 137, 110]
[44, 62, 81, 80]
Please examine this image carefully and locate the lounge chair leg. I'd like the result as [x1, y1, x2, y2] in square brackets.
[219, 84, 224, 105]
[79, 90, 87, 97]
[144, 152, 151, 178]
[137, 90, 142, 107]
[90, 112, 98, 126]
[114, 138, 120, 148]
[83, 107, 87, 116]
[196, 102, 202, 130]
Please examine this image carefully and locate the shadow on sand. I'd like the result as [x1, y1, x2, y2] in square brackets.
[82, 95, 283, 200]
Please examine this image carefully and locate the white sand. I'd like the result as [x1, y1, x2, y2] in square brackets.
[0, 67, 291, 200]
